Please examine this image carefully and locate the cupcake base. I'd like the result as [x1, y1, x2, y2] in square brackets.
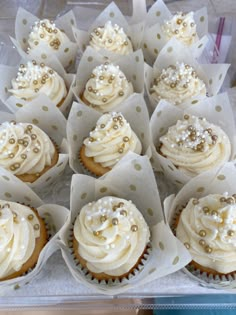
[79, 145, 111, 177]
[0, 206, 48, 281]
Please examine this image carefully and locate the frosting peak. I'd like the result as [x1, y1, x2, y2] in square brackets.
[73, 197, 150, 276]
[89, 21, 133, 55]
[83, 112, 142, 168]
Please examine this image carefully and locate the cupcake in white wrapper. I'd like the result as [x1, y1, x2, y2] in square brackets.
[11, 8, 78, 70]
[164, 162, 236, 290]
[0, 167, 69, 293]
[150, 92, 236, 188]
[142, 0, 209, 65]
[72, 47, 144, 113]
[0, 57, 75, 117]
[59, 153, 191, 295]
[0, 100, 68, 191]
[145, 38, 230, 113]
[67, 93, 151, 176]
[72, 2, 145, 61]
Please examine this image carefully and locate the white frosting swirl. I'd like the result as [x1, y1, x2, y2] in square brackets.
[89, 21, 133, 55]
[176, 194, 236, 274]
[83, 112, 142, 168]
[160, 115, 231, 177]
[9, 61, 67, 106]
[28, 19, 72, 53]
[151, 62, 206, 105]
[83, 63, 133, 112]
[0, 121, 56, 176]
[74, 197, 150, 276]
[162, 12, 199, 46]
[0, 201, 40, 279]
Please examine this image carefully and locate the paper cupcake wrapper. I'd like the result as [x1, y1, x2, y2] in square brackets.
[0, 56, 75, 117]
[72, 2, 145, 59]
[145, 38, 230, 112]
[0, 101, 68, 191]
[67, 93, 151, 175]
[142, 0, 209, 65]
[12, 8, 78, 70]
[150, 92, 236, 187]
[0, 168, 69, 294]
[72, 47, 144, 107]
[58, 153, 191, 294]
[163, 162, 236, 290]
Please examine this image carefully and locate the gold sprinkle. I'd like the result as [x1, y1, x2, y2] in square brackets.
[131, 225, 138, 232]
[205, 245, 212, 253]
[124, 41, 128, 46]
[93, 231, 100, 236]
[102, 98, 107, 103]
[184, 114, 189, 120]
[10, 165, 15, 171]
[211, 210, 218, 216]
[183, 22, 187, 27]
[34, 224, 40, 230]
[23, 141, 28, 147]
[119, 91, 124, 96]
[31, 134, 37, 140]
[123, 136, 129, 142]
[190, 22, 195, 27]
[32, 60, 37, 65]
[177, 19, 182, 25]
[9, 138, 15, 144]
[99, 76, 104, 80]
[100, 215, 107, 223]
[21, 154, 27, 159]
[118, 148, 124, 154]
[170, 83, 176, 88]
[220, 197, 226, 202]
[228, 230, 234, 237]
[108, 39, 112, 43]
[33, 148, 39, 153]
[203, 206, 210, 214]
[35, 88, 39, 93]
[199, 239, 206, 246]
[27, 125, 33, 130]
[120, 210, 127, 216]
[33, 80, 38, 85]
[113, 125, 118, 130]
[192, 199, 199, 205]
[40, 63, 45, 67]
[227, 197, 235, 204]
[100, 124, 105, 129]
[112, 218, 119, 225]
[112, 205, 118, 211]
[89, 137, 94, 142]
[8, 153, 14, 158]
[88, 86, 93, 92]
[40, 34, 44, 38]
[199, 230, 206, 237]
[27, 214, 34, 221]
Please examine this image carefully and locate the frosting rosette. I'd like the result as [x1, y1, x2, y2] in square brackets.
[89, 21, 133, 55]
[82, 63, 134, 112]
[8, 61, 67, 107]
[0, 121, 56, 177]
[0, 200, 41, 279]
[150, 62, 206, 106]
[83, 112, 142, 168]
[159, 115, 231, 177]
[176, 194, 236, 274]
[73, 196, 150, 276]
[162, 12, 199, 46]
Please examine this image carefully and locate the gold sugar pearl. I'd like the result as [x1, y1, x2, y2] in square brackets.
[199, 239, 206, 246]
[183, 83, 188, 88]
[21, 154, 27, 160]
[175, 29, 179, 34]
[9, 138, 15, 144]
[34, 224, 40, 230]
[118, 148, 124, 154]
[118, 202, 124, 207]
[123, 136, 129, 142]
[170, 83, 176, 88]
[108, 39, 112, 43]
[32, 60, 37, 65]
[120, 210, 127, 216]
[199, 230, 206, 237]
[119, 91, 124, 96]
[177, 19, 182, 25]
[211, 210, 218, 216]
[49, 70, 54, 74]
[33, 148, 40, 153]
[27, 125, 33, 130]
[90, 74, 95, 78]
[88, 86, 93, 92]
[131, 225, 138, 232]
[99, 76, 104, 80]
[4, 203, 10, 208]
[40, 63, 45, 67]
[18, 139, 24, 145]
[227, 230, 234, 237]
[108, 79, 113, 84]
[113, 117, 118, 122]
[100, 124, 105, 129]
[50, 42, 54, 46]
[93, 231, 100, 236]
[35, 88, 39, 93]
[112, 205, 118, 211]
[36, 173, 40, 177]
[184, 114, 189, 120]
[102, 98, 107, 103]
[33, 80, 38, 85]
[190, 22, 195, 27]
[205, 245, 213, 253]
[203, 206, 210, 214]
[184, 242, 190, 249]
[40, 34, 44, 38]
[23, 141, 29, 147]
[226, 197, 235, 204]
[100, 215, 107, 223]
[31, 134, 37, 140]
[8, 153, 14, 158]
[113, 125, 118, 130]
[10, 165, 15, 171]
[192, 199, 199, 205]
[27, 214, 34, 221]
[220, 197, 226, 203]
[112, 218, 119, 226]
[124, 41, 128, 46]
[14, 163, 20, 169]
[183, 22, 187, 27]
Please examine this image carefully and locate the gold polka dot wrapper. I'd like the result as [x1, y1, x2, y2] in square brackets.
[0, 102, 68, 191]
[142, 0, 208, 65]
[0, 57, 75, 117]
[164, 162, 236, 290]
[150, 92, 236, 187]
[12, 8, 77, 70]
[72, 2, 145, 60]
[58, 152, 191, 295]
[0, 168, 69, 291]
[145, 38, 230, 113]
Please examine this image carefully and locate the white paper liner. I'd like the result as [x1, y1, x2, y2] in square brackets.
[0, 101, 68, 191]
[58, 152, 191, 295]
[145, 38, 230, 113]
[0, 167, 69, 294]
[72, 2, 145, 60]
[67, 93, 151, 175]
[72, 47, 144, 108]
[12, 7, 78, 70]
[163, 162, 236, 290]
[142, 0, 209, 65]
[0, 56, 75, 117]
[150, 92, 236, 187]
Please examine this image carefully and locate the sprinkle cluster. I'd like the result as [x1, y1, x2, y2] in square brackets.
[153, 62, 198, 90]
[13, 61, 54, 93]
[86, 63, 126, 100]
[28, 19, 61, 51]
[173, 115, 218, 152]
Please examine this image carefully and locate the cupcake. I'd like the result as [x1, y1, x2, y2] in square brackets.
[158, 115, 231, 177]
[0, 121, 59, 183]
[88, 21, 133, 56]
[175, 194, 236, 278]
[72, 196, 150, 281]
[150, 62, 206, 106]
[80, 112, 142, 176]
[8, 60, 67, 108]
[81, 63, 134, 112]
[161, 12, 199, 46]
[0, 200, 47, 281]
